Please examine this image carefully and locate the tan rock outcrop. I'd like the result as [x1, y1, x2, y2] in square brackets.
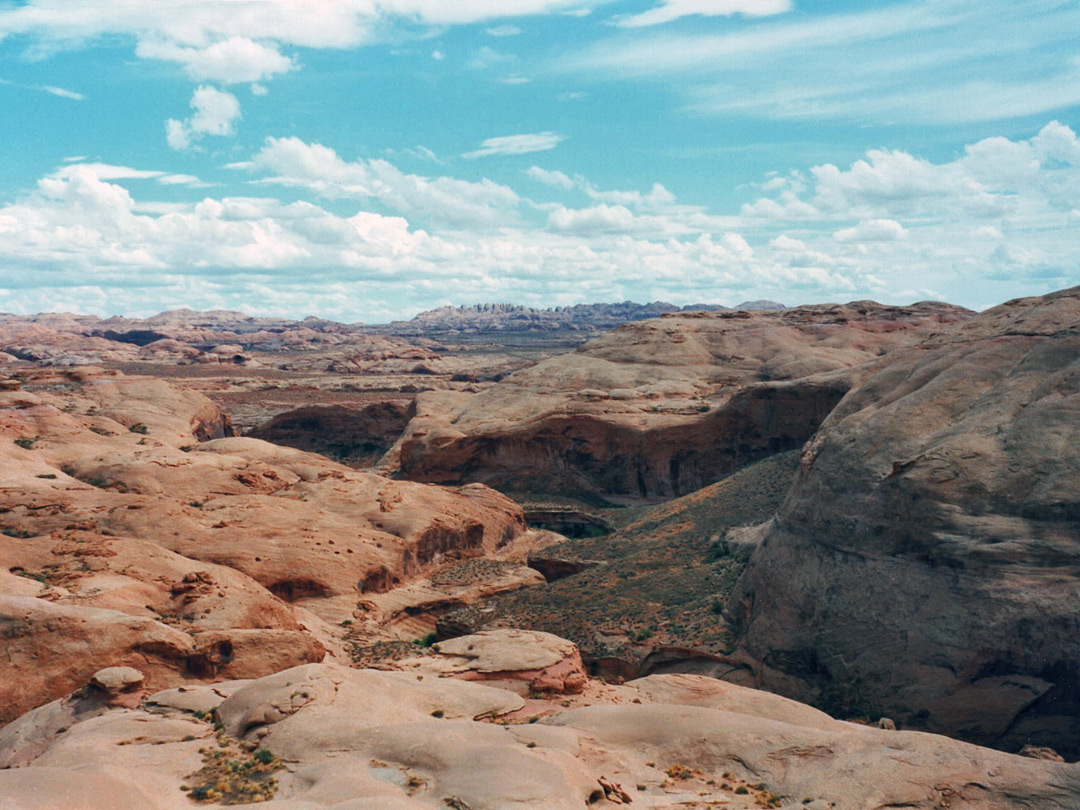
[0, 368, 526, 720]
[392, 301, 970, 498]
[399, 629, 588, 695]
[727, 286, 1080, 757]
[1, 636, 1077, 810]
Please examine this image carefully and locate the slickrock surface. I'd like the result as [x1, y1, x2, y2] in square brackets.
[2, 633, 1077, 809]
[391, 301, 970, 498]
[727, 286, 1080, 758]
[0, 367, 527, 722]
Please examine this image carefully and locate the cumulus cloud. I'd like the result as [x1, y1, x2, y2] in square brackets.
[1, 122, 1076, 320]
[166, 85, 241, 150]
[742, 122, 1080, 224]
[526, 166, 575, 189]
[526, 167, 678, 211]
[0, 160, 854, 321]
[463, 132, 565, 159]
[833, 219, 908, 242]
[135, 37, 295, 84]
[245, 137, 521, 228]
[618, 0, 791, 28]
[586, 181, 676, 208]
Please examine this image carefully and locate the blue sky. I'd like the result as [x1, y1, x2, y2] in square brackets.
[1, 0, 1078, 322]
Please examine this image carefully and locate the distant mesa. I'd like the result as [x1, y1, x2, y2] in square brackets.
[377, 299, 786, 335]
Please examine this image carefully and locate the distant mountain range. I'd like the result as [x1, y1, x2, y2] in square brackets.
[376, 300, 785, 335]
[0, 300, 787, 345]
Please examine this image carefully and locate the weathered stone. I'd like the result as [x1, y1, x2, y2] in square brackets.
[728, 286, 1080, 757]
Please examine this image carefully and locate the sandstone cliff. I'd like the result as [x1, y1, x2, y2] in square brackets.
[727, 286, 1080, 758]
[391, 301, 971, 498]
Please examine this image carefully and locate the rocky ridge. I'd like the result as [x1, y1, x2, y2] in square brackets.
[389, 300, 972, 498]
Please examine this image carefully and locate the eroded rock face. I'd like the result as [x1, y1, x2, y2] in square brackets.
[1, 635, 1077, 810]
[728, 286, 1080, 757]
[247, 401, 409, 464]
[0, 368, 526, 721]
[392, 301, 970, 498]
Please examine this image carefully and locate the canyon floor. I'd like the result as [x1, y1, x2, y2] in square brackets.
[2, 296, 1078, 808]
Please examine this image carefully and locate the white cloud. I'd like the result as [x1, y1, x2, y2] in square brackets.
[547, 204, 641, 234]
[570, 1, 1080, 126]
[44, 162, 203, 187]
[486, 25, 522, 36]
[0, 1, 608, 50]
[463, 132, 565, 159]
[431, 50, 445, 60]
[499, 75, 531, 85]
[526, 166, 575, 189]
[158, 173, 201, 186]
[526, 167, 678, 212]
[618, 0, 791, 28]
[246, 136, 521, 228]
[0, 122, 1076, 320]
[769, 235, 807, 252]
[189, 85, 241, 135]
[0, 77, 84, 100]
[135, 37, 294, 84]
[740, 123, 1080, 223]
[165, 119, 191, 151]
[741, 191, 820, 220]
[833, 218, 908, 242]
[167, 85, 241, 150]
[39, 84, 85, 100]
[468, 46, 513, 70]
[585, 181, 676, 208]
[0, 160, 857, 322]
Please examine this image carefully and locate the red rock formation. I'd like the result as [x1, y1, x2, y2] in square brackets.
[0, 367, 526, 721]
